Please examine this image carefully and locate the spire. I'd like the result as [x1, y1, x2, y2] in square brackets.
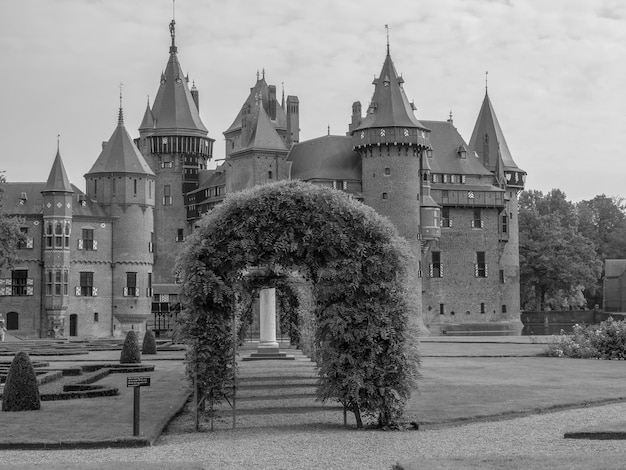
[485, 70, 488, 95]
[281, 82, 285, 109]
[354, 50, 427, 131]
[89, 106, 155, 177]
[44, 145, 74, 193]
[385, 24, 390, 56]
[169, 17, 177, 54]
[118, 82, 124, 125]
[468, 90, 524, 175]
[139, 95, 155, 130]
[141, 17, 208, 136]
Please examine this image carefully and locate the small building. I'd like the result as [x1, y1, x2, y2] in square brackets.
[603, 259, 626, 312]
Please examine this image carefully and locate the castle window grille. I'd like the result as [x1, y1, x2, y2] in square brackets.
[64, 222, 71, 248]
[475, 252, 487, 277]
[54, 222, 63, 248]
[472, 208, 483, 228]
[441, 207, 451, 228]
[430, 252, 443, 278]
[45, 223, 53, 248]
[79, 272, 94, 296]
[11, 270, 28, 296]
[45, 271, 53, 296]
[125, 272, 138, 297]
[501, 214, 508, 233]
[163, 185, 172, 205]
[80, 229, 95, 250]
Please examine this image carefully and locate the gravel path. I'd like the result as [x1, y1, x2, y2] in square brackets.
[2, 402, 626, 469]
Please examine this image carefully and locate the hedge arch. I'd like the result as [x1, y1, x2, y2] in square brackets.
[177, 180, 420, 427]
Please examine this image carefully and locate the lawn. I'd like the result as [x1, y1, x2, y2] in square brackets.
[410, 356, 626, 426]
[0, 359, 189, 447]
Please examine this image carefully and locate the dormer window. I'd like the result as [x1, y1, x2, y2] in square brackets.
[458, 146, 467, 159]
[19, 192, 27, 205]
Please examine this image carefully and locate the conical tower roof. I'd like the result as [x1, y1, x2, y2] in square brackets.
[225, 74, 287, 135]
[243, 101, 288, 152]
[87, 109, 154, 176]
[356, 51, 428, 131]
[44, 148, 74, 193]
[468, 91, 523, 173]
[139, 97, 155, 130]
[145, 20, 208, 136]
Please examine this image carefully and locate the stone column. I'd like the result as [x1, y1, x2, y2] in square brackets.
[258, 288, 279, 353]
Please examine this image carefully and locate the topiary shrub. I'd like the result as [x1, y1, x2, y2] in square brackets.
[142, 329, 157, 355]
[120, 330, 141, 364]
[2, 351, 41, 411]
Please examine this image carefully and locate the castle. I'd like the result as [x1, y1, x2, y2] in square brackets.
[0, 20, 524, 338]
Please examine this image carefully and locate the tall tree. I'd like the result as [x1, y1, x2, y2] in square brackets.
[0, 172, 26, 269]
[577, 195, 626, 260]
[576, 195, 626, 307]
[519, 189, 601, 311]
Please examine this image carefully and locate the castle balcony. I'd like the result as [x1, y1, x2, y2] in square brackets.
[140, 135, 214, 158]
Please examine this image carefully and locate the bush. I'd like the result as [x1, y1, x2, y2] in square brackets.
[546, 317, 626, 359]
[142, 329, 157, 355]
[120, 330, 141, 364]
[2, 351, 41, 411]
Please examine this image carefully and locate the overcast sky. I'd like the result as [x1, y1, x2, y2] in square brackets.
[1, 0, 624, 202]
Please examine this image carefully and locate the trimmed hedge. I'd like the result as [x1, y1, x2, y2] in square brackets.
[120, 330, 141, 364]
[142, 329, 157, 355]
[2, 351, 41, 411]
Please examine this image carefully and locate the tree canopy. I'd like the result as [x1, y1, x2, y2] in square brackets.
[0, 172, 26, 269]
[176, 180, 420, 427]
[519, 189, 601, 311]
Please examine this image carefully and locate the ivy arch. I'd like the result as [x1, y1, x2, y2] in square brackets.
[176, 181, 420, 427]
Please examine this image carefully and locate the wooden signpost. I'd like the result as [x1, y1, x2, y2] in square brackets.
[127, 376, 151, 436]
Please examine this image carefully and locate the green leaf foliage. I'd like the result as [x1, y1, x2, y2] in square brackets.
[120, 330, 141, 364]
[2, 351, 41, 411]
[142, 329, 157, 355]
[176, 181, 420, 427]
[519, 189, 602, 311]
[0, 172, 27, 269]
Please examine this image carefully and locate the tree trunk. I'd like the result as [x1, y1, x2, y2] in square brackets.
[353, 403, 363, 429]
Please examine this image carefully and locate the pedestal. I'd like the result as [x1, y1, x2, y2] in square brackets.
[243, 287, 294, 361]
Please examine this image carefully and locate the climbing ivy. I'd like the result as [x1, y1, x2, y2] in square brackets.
[176, 180, 420, 427]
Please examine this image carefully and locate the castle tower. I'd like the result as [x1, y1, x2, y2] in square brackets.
[224, 73, 293, 193]
[469, 88, 526, 327]
[85, 104, 155, 336]
[351, 43, 437, 327]
[135, 18, 214, 292]
[41, 148, 74, 338]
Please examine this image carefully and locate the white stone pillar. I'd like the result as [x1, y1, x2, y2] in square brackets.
[259, 288, 279, 352]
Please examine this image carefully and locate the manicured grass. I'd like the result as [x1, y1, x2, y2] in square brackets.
[409, 356, 626, 426]
[0, 360, 189, 447]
